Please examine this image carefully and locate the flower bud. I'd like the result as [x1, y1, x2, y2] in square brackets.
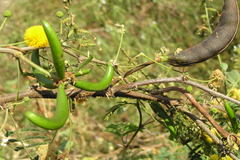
[3, 10, 12, 18]
[56, 11, 64, 18]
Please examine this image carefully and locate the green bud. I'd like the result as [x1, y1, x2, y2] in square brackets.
[159, 55, 168, 62]
[210, 107, 218, 114]
[23, 97, 30, 102]
[3, 10, 12, 18]
[56, 11, 64, 18]
[186, 86, 193, 92]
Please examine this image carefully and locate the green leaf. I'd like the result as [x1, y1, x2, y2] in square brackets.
[104, 102, 130, 120]
[220, 63, 228, 72]
[105, 123, 138, 137]
[226, 70, 240, 86]
[224, 102, 239, 133]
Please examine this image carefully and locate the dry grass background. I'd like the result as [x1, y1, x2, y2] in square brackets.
[1, 0, 239, 159]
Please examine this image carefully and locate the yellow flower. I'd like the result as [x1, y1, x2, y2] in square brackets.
[209, 154, 219, 160]
[202, 131, 214, 144]
[24, 25, 49, 47]
[209, 69, 225, 89]
[209, 154, 233, 160]
[229, 88, 240, 100]
[202, 128, 220, 144]
[222, 155, 233, 160]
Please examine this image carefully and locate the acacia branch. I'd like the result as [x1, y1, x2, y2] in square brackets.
[0, 47, 51, 77]
[112, 76, 240, 106]
[182, 110, 222, 144]
[0, 46, 106, 65]
[123, 61, 154, 78]
[164, 87, 229, 138]
[182, 110, 239, 160]
[164, 86, 240, 146]
[0, 87, 174, 106]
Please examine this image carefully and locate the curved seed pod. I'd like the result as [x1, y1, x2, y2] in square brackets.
[168, 0, 239, 66]
[24, 83, 69, 130]
[73, 64, 114, 91]
[31, 50, 56, 89]
[42, 21, 65, 80]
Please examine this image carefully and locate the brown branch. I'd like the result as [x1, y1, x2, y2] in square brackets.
[63, 48, 107, 65]
[182, 110, 222, 144]
[184, 92, 229, 138]
[163, 86, 240, 146]
[182, 110, 239, 160]
[0, 89, 57, 105]
[111, 76, 240, 106]
[111, 61, 155, 85]
[123, 61, 154, 78]
[0, 46, 42, 54]
[0, 46, 106, 65]
[0, 87, 174, 106]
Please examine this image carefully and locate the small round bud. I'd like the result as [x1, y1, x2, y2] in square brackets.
[186, 86, 193, 92]
[56, 11, 64, 18]
[23, 97, 30, 102]
[3, 10, 12, 18]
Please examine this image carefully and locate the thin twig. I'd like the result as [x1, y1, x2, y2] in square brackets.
[0, 47, 51, 77]
[0, 109, 8, 132]
[9, 113, 32, 159]
[124, 100, 143, 149]
[182, 110, 239, 160]
[0, 46, 106, 65]
[63, 48, 107, 65]
[123, 61, 154, 78]
[184, 92, 229, 138]
[112, 76, 240, 106]
[182, 110, 222, 144]
[0, 87, 175, 106]
[163, 86, 240, 146]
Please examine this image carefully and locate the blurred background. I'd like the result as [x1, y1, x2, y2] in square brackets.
[0, 0, 239, 159]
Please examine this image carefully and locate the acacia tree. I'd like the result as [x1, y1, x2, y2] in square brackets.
[0, 0, 240, 159]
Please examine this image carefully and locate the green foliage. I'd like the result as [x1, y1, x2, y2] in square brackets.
[224, 102, 239, 133]
[173, 112, 201, 143]
[150, 102, 177, 138]
[0, 0, 240, 159]
[105, 122, 139, 137]
[225, 70, 240, 87]
[118, 146, 189, 160]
